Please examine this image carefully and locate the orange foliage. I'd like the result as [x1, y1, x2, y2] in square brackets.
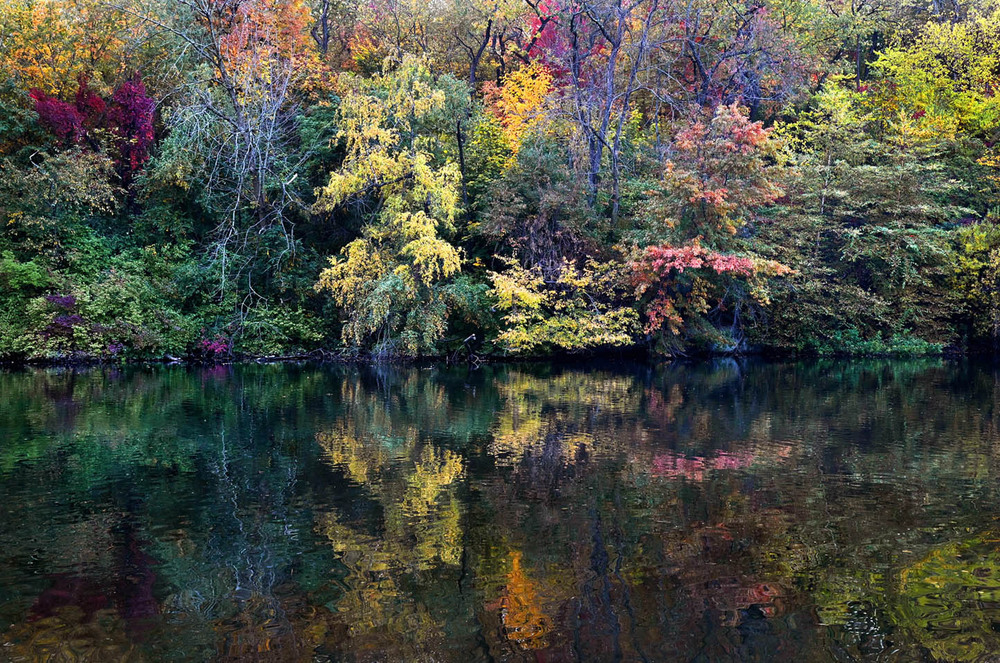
[213, 0, 325, 98]
[664, 103, 784, 237]
[482, 62, 554, 159]
[497, 551, 552, 650]
[0, 0, 133, 94]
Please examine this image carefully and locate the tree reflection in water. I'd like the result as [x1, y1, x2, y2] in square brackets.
[0, 359, 999, 660]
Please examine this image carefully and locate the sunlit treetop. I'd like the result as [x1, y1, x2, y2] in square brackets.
[0, 0, 135, 94]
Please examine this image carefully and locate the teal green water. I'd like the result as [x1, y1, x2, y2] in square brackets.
[1, 360, 999, 661]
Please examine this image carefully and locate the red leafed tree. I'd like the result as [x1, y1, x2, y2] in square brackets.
[632, 241, 791, 351]
[632, 103, 790, 352]
[31, 74, 155, 186]
[108, 75, 156, 183]
[75, 78, 107, 132]
[30, 90, 84, 143]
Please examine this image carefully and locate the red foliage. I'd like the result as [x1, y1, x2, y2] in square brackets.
[637, 244, 756, 278]
[75, 76, 107, 131]
[108, 74, 156, 182]
[632, 242, 787, 335]
[527, 1, 565, 62]
[30, 89, 84, 143]
[31, 73, 155, 184]
[524, 0, 603, 83]
[664, 104, 783, 237]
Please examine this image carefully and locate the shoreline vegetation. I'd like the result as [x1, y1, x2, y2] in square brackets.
[0, 343, 969, 369]
[3, 0, 1000, 365]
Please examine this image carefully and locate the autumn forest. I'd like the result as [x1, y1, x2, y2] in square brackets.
[2, 0, 999, 361]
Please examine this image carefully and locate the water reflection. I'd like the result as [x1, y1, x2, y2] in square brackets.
[1, 360, 1000, 660]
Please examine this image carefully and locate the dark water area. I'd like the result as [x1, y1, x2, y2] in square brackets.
[2, 360, 1000, 661]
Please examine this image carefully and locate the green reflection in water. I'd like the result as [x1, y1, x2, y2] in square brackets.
[0, 359, 999, 661]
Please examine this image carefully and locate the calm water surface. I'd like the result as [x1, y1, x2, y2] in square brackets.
[1, 360, 999, 661]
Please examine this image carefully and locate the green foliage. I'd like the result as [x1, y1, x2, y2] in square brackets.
[297, 95, 342, 187]
[952, 219, 1000, 347]
[894, 535, 1000, 661]
[0, 250, 48, 292]
[0, 78, 46, 158]
[464, 109, 511, 214]
[805, 328, 943, 356]
[757, 83, 968, 353]
[0, 243, 209, 360]
[235, 305, 326, 356]
[477, 131, 604, 268]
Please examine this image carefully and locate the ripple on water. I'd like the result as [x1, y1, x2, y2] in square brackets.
[0, 360, 999, 661]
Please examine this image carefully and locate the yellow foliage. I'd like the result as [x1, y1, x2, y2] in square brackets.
[0, 0, 132, 94]
[488, 258, 639, 354]
[313, 419, 466, 648]
[314, 55, 466, 354]
[489, 257, 547, 310]
[400, 235, 462, 286]
[873, 9, 1000, 142]
[978, 147, 1000, 191]
[483, 62, 554, 163]
[315, 239, 390, 310]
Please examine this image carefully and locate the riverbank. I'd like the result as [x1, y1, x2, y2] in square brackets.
[0, 342, 970, 369]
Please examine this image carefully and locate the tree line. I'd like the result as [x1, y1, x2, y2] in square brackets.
[2, 0, 999, 360]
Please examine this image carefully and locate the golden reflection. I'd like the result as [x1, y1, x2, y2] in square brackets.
[213, 596, 337, 662]
[496, 551, 552, 650]
[316, 422, 393, 486]
[2, 606, 137, 661]
[314, 422, 466, 651]
[489, 371, 642, 465]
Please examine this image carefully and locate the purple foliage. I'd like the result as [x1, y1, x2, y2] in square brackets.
[43, 314, 84, 339]
[53, 314, 84, 327]
[45, 294, 77, 309]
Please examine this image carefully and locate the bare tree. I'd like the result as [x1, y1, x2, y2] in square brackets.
[553, 0, 662, 219]
[115, 0, 311, 304]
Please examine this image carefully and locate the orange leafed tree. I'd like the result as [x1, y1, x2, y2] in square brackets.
[214, 0, 323, 100]
[482, 61, 554, 161]
[662, 103, 785, 239]
[0, 0, 134, 94]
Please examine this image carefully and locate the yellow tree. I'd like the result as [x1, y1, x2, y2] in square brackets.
[0, 0, 135, 94]
[873, 9, 1000, 142]
[482, 61, 554, 165]
[315, 55, 469, 356]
